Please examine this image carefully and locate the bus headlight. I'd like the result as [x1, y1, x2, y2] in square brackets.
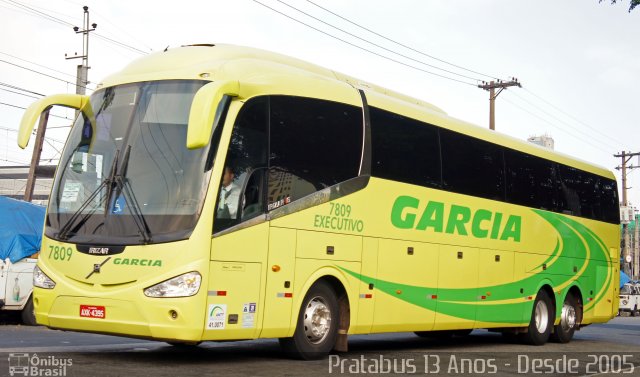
[622, 299, 629, 305]
[144, 272, 201, 298]
[33, 265, 56, 289]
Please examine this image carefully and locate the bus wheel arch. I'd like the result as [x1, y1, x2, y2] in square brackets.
[280, 279, 343, 359]
[551, 286, 582, 343]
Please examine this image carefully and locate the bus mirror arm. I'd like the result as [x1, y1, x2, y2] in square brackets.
[186, 80, 239, 150]
[18, 94, 90, 149]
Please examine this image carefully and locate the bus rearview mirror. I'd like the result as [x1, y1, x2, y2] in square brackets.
[18, 94, 90, 149]
[187, 80, 239, 150]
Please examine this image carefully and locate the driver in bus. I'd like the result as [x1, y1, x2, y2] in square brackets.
[217, 166, 241, 219]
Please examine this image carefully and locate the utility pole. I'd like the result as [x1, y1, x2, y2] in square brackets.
[615, 151, 640, 276]
[65, 6, 96, 97]
[633, 213, 640, 280]
[478, 78, 522, 131]
[24, 6, 96, 202]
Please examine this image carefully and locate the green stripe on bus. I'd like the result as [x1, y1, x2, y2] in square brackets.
[341, 209, 609, 322]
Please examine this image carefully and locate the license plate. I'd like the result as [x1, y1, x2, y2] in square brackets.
[79, 305, 106, 319]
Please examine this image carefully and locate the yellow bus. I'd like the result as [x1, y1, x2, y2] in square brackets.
[18, 44, 620, 359]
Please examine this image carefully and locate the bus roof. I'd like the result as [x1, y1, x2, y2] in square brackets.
[98, 44, 614, 180]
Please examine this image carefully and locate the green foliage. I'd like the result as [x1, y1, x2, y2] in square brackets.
[600, 0, 639, 12]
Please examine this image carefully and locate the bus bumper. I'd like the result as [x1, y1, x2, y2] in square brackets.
[34, 290, 206, 342]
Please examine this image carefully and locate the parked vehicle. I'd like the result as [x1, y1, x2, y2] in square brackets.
[0, 196, 45, 325]
[619, 283, 640, 316]
[0, 258, 37, 324]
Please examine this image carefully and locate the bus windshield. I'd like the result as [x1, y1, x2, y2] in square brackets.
[46, 80, 214, 245]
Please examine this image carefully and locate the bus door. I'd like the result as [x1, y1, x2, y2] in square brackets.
[205, 97, 270, 340]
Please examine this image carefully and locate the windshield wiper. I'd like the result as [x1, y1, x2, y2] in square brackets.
[113, 145, 153, 244]
[57, 152, 119, 241]
[56, 146, 152, 244]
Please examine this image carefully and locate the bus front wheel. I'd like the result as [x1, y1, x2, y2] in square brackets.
[279, 281, 338, 360]
[520, 290, 554, 346]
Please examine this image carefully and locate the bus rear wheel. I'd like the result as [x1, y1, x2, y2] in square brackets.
[551, 293, 580, 343]
[520, 290, 554, 346]
[280, 281, 338, 360]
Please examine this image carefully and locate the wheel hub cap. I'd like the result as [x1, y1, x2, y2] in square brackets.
[560, 303, 577, 332]
[303, 296, 332, 344]
[534, 300, 549, 333]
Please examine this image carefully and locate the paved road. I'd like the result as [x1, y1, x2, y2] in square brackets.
[0, 313, 639, 376]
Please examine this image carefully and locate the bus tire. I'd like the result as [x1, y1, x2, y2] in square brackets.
[520, 289, 554, 346]
[21, 296, 37, 326]
[279, 281, 338, 360]
[551, 293, 580, 343]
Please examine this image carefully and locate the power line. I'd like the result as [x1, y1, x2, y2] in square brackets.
[0, 82, 45, 97]
[0, 59, 94, 92]
[93, 32, 147, 55]
[252, 0, 477, 87]
[501, 96, 611, 154]
[0, 102, 74, 121]
[90, 10, 154, 52]
[2, 0, 147, 57]
[0, 0, 74, 27]
[521, 87, 631, 150]
[276, 0, 481, 82]
[0, 126, 67, 144]
[305, 0, 499, 81]
[0, 51, 77, 79]
[0, 87, 40, 99]
[505, 90, 620, 151]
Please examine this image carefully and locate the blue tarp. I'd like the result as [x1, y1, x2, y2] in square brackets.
[621, 271, 631, 288]
[0, 196, 46, 263]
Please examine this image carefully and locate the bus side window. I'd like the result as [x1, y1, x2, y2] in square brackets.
[504, 149, 558, 212]
[370, 107, 441, 189]
[440, 128, 505, 201]
[268, 96, 363, 206]
[214, 97, 268, 233]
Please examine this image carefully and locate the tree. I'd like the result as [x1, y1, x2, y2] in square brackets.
[600, 0, 639, 12]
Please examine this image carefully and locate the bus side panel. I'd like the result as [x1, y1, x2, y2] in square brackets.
[433, 245, 478, 330]
[591, 260, 615, 321]
[476, 249, 523, 327]
[352, 237, 378, 334]
[371, 240, 438, 333]
[260, 227, 296, 338]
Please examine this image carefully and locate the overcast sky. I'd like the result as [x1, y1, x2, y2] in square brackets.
[1, 0, 638, 206]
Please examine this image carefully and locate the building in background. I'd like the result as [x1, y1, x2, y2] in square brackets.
[0, 165, 54, 205]
[527, 134, 555, 150]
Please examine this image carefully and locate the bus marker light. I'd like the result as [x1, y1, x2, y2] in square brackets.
[431, 295, 438, 299]
[271, 265, 281, 272]
[359, 294, 373, 299]
[209, 291, 227, 296]
[396, 290, 402, 295]
[277, 292, 293, 298]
